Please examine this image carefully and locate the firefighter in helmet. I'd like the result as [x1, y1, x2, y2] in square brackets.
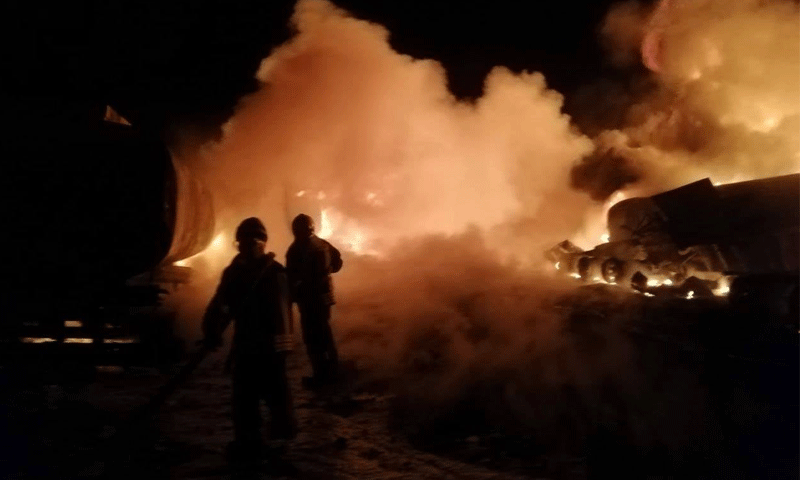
[286, 213, 343, 389]
[201, 217, 296, 464]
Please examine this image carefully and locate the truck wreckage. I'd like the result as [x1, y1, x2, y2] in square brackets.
[548, 173, 799, 307]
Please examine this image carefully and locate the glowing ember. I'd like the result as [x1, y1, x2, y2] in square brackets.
[647, 279, 660, 287]
[555, 262, 561, 270]
[64, 320, 83, 328]
[713, 276, 732, 296]
[570, 273, 582, 279]
[103, 338, 138, 344]
[64, 338, 94, 344]
[20, 337, 56, 344]
[686, 290, 695, 300]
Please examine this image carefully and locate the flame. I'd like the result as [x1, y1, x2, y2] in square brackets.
[104, 338, 138, 344]
[686, 290, 695, 300]
[317, 207, 378, 256]
[317, 208, 333, 239]
[571, 190, 628, 249]
[173, 232, 228, 267]
[647, 278, 674, 288]
[713, 276, 731, 296]
[20, 337, 56, 344]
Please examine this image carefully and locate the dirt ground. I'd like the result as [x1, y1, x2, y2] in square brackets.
[159, 351, 545, 480]
[2, 288, 797, 479]
[2, 350, 554, 480]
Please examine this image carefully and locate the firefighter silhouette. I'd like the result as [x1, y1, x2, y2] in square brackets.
[286, 213, 343, 389]
[201, 217, 296, 463]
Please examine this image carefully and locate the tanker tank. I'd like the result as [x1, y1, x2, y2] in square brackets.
[2, 111, 216, 367]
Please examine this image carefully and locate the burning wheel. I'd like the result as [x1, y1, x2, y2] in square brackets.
[601, 258, 625, 284]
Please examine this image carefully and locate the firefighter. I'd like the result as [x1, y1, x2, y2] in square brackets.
[201, 217, 297, 465]
[286, 213, 343, 389]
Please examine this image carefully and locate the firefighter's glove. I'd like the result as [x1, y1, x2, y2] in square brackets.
[274, 334, 293, 353]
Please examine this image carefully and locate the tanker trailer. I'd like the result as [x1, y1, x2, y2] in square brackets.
[2, 116, 215, 366]
[547, 174, 799, 311]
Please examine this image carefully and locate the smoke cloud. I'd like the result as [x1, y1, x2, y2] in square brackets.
[168, 0, 629, 454]
[165, 0, 794, 470]
[190, 0, 593, 262]
[577, 0, 800, 199]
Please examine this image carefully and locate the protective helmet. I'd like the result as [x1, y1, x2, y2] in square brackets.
[235, 217, 268, 242]
[291, 214, 315, 237]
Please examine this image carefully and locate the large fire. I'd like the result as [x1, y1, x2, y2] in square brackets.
[317, 207, 378, 256]
[570, 190, 628, 251]
[172, 0, 797, 309]
[550, 0, 799, 297]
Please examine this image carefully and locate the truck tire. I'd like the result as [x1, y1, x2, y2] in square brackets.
[601, 258, 625, 284]
[577, 256, 592, 281]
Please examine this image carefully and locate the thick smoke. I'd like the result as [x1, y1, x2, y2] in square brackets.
[174, 0, 606, 394]
[169, 0, 631, 451]
[193, 0, 593, 263]
[572, 0, 800, 200]
[166, 0, 777, 469]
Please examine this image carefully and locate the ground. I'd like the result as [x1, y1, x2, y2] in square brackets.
[2, 286, 797, 479]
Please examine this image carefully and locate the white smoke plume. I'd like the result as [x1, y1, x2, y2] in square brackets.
[193, 0, 594, 263]
[167, 0, 634, 451]
[171, 0, 611, 403]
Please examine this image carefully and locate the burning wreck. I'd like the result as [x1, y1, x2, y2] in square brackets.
[548, 173, 799, 307]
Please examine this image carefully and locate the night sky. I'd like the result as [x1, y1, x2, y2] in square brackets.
[2, 0, 644, 136]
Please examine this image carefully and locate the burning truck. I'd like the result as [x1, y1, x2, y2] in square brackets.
[547, 173, 799, 312]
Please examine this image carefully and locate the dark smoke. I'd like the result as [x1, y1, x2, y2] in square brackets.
[570, 137, 643, 201]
